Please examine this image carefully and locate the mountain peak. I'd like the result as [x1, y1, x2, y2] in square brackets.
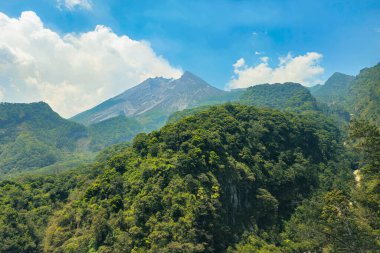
[180, 71, 200, 80]
[324, 72, 355, 88]
[72, 71, 227, 126]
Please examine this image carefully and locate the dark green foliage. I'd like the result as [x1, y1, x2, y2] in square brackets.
[279, 120, 380, 252]
[0, 171, 91, 252]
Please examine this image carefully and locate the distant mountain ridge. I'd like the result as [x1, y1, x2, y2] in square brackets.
[0, 102, 89, 176]
[309, 63, 380, 125]
[347, 63, 380, 124]
[310, 72, 355, 105]
[71, 71, 240, 128]
[240, 82, 318, 112]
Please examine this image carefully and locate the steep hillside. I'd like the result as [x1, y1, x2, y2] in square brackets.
[309, 63, 380, 125]
[0, 102, 89, 176]
[311, 72, 355, 105]
[72, 71, 239, 129]
[239, 82, 318, 113]
[40, 104, 342, 252]
[348, 63, 380, 124]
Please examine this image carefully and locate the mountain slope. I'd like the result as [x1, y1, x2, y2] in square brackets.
[239, 82, 318, 112]
[0, 102, 89, 176]
[347, 63, 380, 124]
[88, 116, 143, 151]
[42, 104, 341, 252]
[311, 72, 355, 105]
[310, 63, 380, 125]
[71, 71, 236, 129]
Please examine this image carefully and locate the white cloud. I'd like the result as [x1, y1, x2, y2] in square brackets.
[260, 56, 269, 63]
[226, 52, 324, 89]
[0, 11, 182, 117]
[233, 58, 245, 68]
[58, 0, 92, 10]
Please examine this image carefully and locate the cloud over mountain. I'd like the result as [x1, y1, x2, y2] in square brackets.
[227, 52, 324, 89]
[0, 11, 182, 117]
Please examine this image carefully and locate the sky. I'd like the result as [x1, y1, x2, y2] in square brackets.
[0, 0, 379, 117]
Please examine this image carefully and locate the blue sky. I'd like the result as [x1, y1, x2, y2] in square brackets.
[0, 0, 379, 116]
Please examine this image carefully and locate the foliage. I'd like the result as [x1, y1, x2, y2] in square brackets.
[0, 102, 90, 176]
[0, 170, 93, 252]
[88, 116, 143, 151]
[310, 72, 355, 106]
[279, 120, 380, 252]
[239, 82, 318, 113]
[348, 63, 380, 125]
[41, 104, 342, 252]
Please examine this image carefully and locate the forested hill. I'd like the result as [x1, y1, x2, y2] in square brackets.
[310, 72, 355, 105]
[38, 104, 342, 252]
[310, 62, 380, 125]
[168, 83, 322, 124]
[0, 102, 89, 176]
[239, 82, 318, 112]
[348, 62, 380, 125]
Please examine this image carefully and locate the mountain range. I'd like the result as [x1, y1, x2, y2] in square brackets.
[1, 63, 379, 177]
[0, 63, 379, 252]
[71, 71, 242, 129]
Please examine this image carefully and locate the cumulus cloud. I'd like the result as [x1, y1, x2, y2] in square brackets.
[226, 52, 324, 89]
[58, 0, 92, 10]
[0, 11, 182, 117]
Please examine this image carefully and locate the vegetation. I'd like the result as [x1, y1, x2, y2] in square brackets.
[348, 63, 380, 125]
[310, 72, 355, 105]
[311, 63, 380, 125]
[239, 82, 318, 113]
[0, 104, 352, 252]
[0, 64, 378, 252]
[0, 102, 89, 176]
[88, 116, 143, 151]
